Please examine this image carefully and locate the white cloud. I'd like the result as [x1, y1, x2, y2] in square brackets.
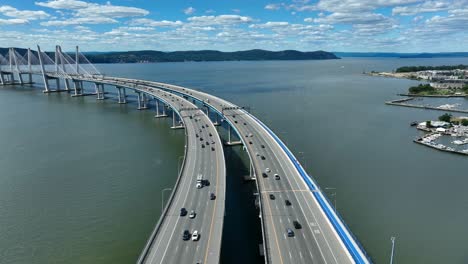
[40, 16, 117, 26]
[183, 7, 196, 15]
[0, 5, 49, 20]
[36, 0, 149, 19]
[129, 18, 183, 27]
[392, 1, 450, 15]
[75, 3, 149, 18]
[0, 18, 29, 25]
[187, 15, 253, 26]
[35, 0, 89, 9]
[265, 4, 281, 10]
[312, 12, 390, 24]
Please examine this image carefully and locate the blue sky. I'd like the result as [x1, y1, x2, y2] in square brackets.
[0, 0, 466, 52]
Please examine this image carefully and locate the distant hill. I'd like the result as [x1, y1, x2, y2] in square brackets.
[1, 48, 339, 63]
[84, 49, 340, 63]
[335, 52, 468, 58]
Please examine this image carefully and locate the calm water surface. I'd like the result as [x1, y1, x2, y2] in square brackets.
[1, 57, 468, 263]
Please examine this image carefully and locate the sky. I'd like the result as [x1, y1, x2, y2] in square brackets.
[0, 0, 466, 52]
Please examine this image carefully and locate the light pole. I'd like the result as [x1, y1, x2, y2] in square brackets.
[161, 188, 172, 214]
[325, 187, 337, 212]
[390, 236, 396, 264]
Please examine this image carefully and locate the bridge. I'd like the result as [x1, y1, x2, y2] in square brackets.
[0, 46, 371, 264]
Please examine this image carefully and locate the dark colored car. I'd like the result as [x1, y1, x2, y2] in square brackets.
[261, 144, 265, 148]
[204, 180, 210, 186]
[287, 228, 295, 237]
[180, 208, 187, 216]
[210, 193, 216, 200]
[196, 134, 199, 138]
[211, 147, 215, 151]
[249, 141, 253, 145]
[293, 221, 302, 229]
[262, 173, 268, 178]
[202, 144, 205, 148]
[243, 122, 247, 125]
[182, 230, 190, 240]
[209, 133, 212, 137]
[285, 200, 292, 206]
[201, 125, 205, 128]
[234, 120, 238, 124]
[200, 137, 203, 141]
[261, 156, 266, 160]
[269, 194, 275, 200]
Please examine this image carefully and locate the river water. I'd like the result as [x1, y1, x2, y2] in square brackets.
[1, 57, 468, 264]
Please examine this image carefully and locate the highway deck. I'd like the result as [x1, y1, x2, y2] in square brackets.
[105, 77, 370, 264]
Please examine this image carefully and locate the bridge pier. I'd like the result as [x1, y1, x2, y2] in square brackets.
[116, 86, 127, 104]
[225, 125, 242, 146]
[73, 80, 83, 96]
[135, 91, 148, 110]
[154, 97, 168, 118]
[170, 110, 184, 129]
[95, 83, 105, 100]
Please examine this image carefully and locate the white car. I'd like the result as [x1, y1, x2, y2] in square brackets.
[189, 210, 196, 219]
[192, 230, 199, 241]
[265, 168, 271, 173]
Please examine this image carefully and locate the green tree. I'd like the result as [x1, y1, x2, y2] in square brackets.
[438, 113, 452, 123]
[426, 120, 432, 128]
[461, 119, 468, 126]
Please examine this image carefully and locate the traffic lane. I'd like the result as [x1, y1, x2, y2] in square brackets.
[165, 117, 217, 264]
[233, 122, 301, 263]
[237, 114, 330, 264]
[171, 122, 215, 264]
[246, 114, 350, 263]
[144, 115, 200, 263]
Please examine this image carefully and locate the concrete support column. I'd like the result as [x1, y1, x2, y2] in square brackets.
[95, 83, 105, 100]
[228, 125, 231, 143]
[56, 78, 60, 91]
[122, 87, 127, 103]
[136, 92, 142, 109]
[0, 73, 5, 85]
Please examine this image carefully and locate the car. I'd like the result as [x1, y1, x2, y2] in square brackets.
[192, 230, 200, 241]
[199, 129, 202, 132]
[206, 141, 210, 145]
[287, 228, 295, 237]
[211, 141, 215, 145]
[180, 208, 187, 216]
[285, 199, 291, 206]
[261, 156, 266, 160]
[269, 194, 275, 200]
[201, 125, 205, 128]
[189, 210, 196, 219]
[249, 133, 253, 137]
[249, 141, 253, 145]
[182, 230, 190, 240]
[204, 179, 210, 186]
[293, 220, 302, 229]
[233, 115, 236, 118]
[261, 144, 265, 148]
[256, 152, 260, 156]
[209, 133, 212, 137]
[243, 122, 247, 125]
[200, 137, 203, 141]
[202, 144, 205, 148]
[211, 147, 215, 151]
[189, 116, 193, 119]
[274, 174, 280, 180]
[210, 193, 216, 200]
[265, 168, 271, 173]
[262, 173, 268, 178]
[196, 134, 199, 138]
[234, 120, 238, 124]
